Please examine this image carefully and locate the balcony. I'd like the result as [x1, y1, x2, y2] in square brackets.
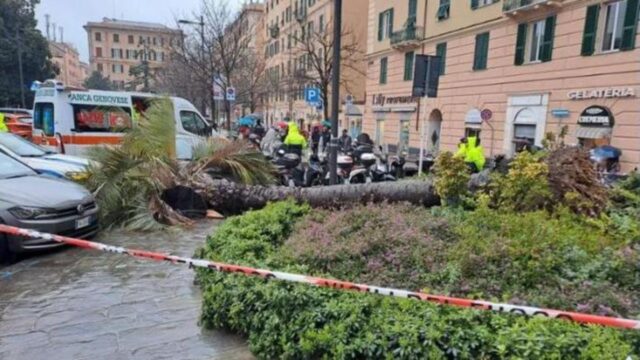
[390, 26, 424, 51]
[503, 0, 563, 16]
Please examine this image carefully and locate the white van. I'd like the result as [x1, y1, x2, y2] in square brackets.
[32, 81, 216, 159]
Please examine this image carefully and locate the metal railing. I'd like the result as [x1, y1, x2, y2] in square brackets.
[390, 26, 424, 47]
[503, 0, 547, 12]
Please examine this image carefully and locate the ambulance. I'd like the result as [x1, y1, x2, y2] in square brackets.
[31, 80, 217, 159]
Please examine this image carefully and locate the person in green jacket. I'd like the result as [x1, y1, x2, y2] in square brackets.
[464, 136, 485, 172]
[0, 113, 8, 133]
[455, 137, 467, 158]
[283, 122, 307, 155]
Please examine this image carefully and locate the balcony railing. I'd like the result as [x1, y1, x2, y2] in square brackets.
[390, 26, 424, 50]
[503, 0, 563, 14]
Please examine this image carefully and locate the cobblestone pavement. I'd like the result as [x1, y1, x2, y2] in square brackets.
[0, 221, 254, 360]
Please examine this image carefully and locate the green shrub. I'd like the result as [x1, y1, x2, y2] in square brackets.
[196, 202, 640, 359]
[433, 152, 470, 206]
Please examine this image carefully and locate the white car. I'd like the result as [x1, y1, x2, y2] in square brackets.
[0, 133, 89, 180]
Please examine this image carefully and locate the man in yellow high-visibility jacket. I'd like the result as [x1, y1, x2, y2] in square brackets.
[0, 113, 8, 132]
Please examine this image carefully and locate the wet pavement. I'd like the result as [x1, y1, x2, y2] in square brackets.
[0, 221, 253, 360]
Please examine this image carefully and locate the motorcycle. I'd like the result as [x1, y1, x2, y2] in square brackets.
[304, 154, 327, 187]
[348, 144, 376, 184]
[272, 148, 303, 187]
[370, 147, 397, 182]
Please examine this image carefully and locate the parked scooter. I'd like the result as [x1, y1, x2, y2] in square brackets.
[371, 147, 397, 182]
[272, 148, 303, 187]
[348, 144, 376, 184]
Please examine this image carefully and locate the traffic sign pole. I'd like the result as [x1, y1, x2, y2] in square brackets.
[329, 0, 342, 185]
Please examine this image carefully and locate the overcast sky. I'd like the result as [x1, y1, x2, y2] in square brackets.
[35, 0, 241, 63]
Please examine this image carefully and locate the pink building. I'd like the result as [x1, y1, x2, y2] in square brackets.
[364, 0, 640, 171]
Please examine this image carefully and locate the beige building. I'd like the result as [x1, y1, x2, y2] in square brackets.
[49, 42, 87, 88]
[364, 0, 640, 171]
[228, 1, 267, 117]
[84, 18, 181, 90]
[262, 0, 368, 132]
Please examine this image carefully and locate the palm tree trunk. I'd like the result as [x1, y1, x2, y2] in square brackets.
[192, 177, 439, 214]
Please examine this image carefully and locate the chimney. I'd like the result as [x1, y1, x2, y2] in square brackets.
[59, 26, 63, 43]
[52, 22, 57, 41]
[45, 14, 50, 40]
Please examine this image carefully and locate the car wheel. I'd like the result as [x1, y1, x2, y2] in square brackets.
[0, 234, 16, 265]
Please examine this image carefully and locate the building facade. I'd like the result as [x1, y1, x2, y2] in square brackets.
[229, 1, 267, 118]
[262, 0, 368, 132]
[84, 18, 181, 90]
[364, 0, 640, 171]
[49, 42, 87, 88]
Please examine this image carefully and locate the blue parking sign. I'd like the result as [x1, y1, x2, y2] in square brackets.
[305, 88, 320, 104]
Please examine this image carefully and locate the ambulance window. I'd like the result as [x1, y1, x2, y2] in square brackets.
[180, 111, 209, 136]
[33, 103, 55, 137]
[72, 105, 132, 132]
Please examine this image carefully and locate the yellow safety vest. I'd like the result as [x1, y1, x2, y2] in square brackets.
[0, 113, 8, 132]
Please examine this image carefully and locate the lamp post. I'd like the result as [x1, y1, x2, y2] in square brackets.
[179, 16, 214, 119]
[328, 0, 342, 184]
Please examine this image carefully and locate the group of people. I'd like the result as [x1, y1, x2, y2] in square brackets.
[259, 120, 357, 159]
[455, 136, 486, 173]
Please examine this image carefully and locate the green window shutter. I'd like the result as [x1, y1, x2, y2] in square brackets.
[404, 51, 415, 81]
[380, 57, 388, 84]
[514, 23, 527, 65]
[408, 0, 417, 20]
[581, 5, 600, 56]
[436, 42, 447, 75]
[474, 32, 489, 70]
[540, 15, 556, 62]
[471, 0, 479, 10]
[388, 9, 394, 38]
[378, 13, 384, 41]
[621, 0, 640, 51]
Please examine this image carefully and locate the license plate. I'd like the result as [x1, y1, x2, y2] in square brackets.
[75, 216, 91, 229]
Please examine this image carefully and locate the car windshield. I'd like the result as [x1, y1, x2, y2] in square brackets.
[0, 152, 36, 179]
[0, 133, 52, 157]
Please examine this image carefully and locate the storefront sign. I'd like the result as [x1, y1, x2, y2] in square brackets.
[371, 94, 419, 107]
[578, 106, 614, 127]
[568, 88, 635, 100]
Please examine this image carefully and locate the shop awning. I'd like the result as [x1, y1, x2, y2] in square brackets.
[575, 126, 612, 139]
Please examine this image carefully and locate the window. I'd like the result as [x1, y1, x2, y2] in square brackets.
[379, 57, 388, 84]
[95, 47, 102, 57]
[515, 16, 556, 65]
[73, 105, 132, 133]
[408, 0, 417, 23]
[180, 111, 209, 136]
[128, 35, 134, 44]
[437, 0, 450, 21]
[113, 33, 119, 43]
[95, 32, 102, 41]
[153, 37, 157, 46]
[319, 15, 325, 32]
[436, 42, 447, 75]
[473, 32, 490, 70]
[97, 63, 103, 72]
[582, 1, 639, 55]
[286, 6, 291, 22]
[404, 51, 414, 81]
[33, 102, 55, 136]
[378, 9, 394, 41]
[471, 0, 498, 9]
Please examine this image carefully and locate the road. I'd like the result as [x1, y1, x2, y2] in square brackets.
[0, 221, 253, 360]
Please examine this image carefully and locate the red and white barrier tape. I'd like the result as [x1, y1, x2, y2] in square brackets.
[2, 224, 639, 331]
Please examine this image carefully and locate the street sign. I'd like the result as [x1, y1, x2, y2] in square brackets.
[412, 55, 441, 98]
[481, 108, 492, 121]
[345, 94, 353, 106]
[305, 88, 320, 104]
[551, 108, 570, 118]
[226, 87, 236, 101]
[213, 75, 224, 100]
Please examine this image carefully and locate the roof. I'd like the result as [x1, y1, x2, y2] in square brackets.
[84, 18, 181, 34]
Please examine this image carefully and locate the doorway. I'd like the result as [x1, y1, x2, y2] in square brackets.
[426, 109, 443, 154]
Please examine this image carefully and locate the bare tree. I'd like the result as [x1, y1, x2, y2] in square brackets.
[288, 14, 364, 121]
[234, 49, 267, 115]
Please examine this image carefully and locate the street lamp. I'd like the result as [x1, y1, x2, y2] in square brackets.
[178, 16, 212, 118]
[329, 0, 342, 185]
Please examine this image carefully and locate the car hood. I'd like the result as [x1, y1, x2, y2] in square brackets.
[0, 175, 93, 208]
[22, 155, 88, 175]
